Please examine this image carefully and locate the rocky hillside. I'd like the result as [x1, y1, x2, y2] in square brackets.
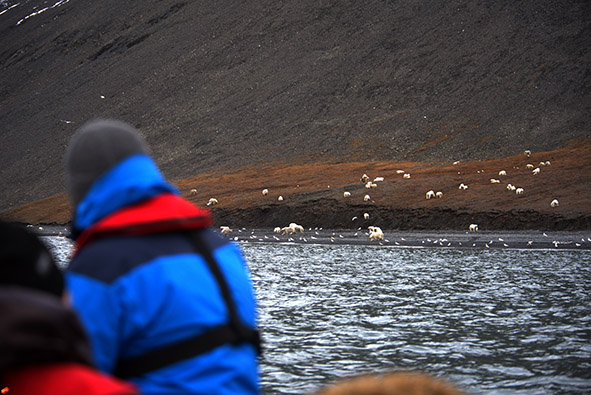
[1, 0, 590, 223]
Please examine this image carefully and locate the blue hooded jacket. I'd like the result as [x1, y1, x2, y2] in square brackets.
[66, 155, 260, 395]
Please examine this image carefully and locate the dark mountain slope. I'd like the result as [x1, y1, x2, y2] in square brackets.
[1, 0, 589, 212]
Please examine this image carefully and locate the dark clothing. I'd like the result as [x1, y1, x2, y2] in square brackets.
[0, 287, 138, 395]
[0, 221, 63, 297]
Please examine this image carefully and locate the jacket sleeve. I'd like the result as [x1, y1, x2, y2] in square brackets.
[65, 268, 124, 373]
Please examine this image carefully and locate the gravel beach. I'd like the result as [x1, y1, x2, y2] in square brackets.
[31, 224, 591, 250]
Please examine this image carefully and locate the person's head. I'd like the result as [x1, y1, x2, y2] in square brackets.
[312, 371, 466, 395]
[64, 119, 150, 208]
[64, 119, 178, 233]
[0, 221, 64, 298]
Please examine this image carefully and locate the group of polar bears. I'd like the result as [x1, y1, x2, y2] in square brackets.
[274, 223, 305, 235]
[272, 223, 384, 242]
[208, 150, 561, 238]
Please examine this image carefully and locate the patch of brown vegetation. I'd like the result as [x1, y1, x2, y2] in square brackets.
[3, 193, 72, 225]
[3, 142, 590, 231]
[410, 132, 453, 156]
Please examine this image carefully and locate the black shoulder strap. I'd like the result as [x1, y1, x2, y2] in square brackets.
[113, 230, 261, 379]
[188, 230, 262, 355]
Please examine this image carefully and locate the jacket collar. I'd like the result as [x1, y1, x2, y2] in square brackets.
[74, 154, 178, 232]
[73, 193, 213, 253]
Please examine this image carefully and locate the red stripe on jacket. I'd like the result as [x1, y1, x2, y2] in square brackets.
[74, 194, 213, 254]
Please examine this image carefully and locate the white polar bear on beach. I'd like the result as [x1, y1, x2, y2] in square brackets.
[367, 226, 383, 241]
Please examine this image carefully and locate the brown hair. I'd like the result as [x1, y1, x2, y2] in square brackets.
[312, 372, 466, 395]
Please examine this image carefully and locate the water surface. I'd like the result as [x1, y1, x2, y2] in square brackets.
[44, 237, 591, 394]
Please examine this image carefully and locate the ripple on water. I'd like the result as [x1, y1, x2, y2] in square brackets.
[243, 244, 591, 394]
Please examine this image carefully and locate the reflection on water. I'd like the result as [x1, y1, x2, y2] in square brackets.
[43, 237, 591, 394]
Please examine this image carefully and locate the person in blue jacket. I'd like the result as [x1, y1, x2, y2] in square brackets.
[64, 119, 261, 395]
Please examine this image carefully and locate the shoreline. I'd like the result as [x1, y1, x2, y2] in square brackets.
[228, 228, 591, 250]
[31, 224, 591, 250]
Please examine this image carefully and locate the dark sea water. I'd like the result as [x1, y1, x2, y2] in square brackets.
[44, 235, 591, 394]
